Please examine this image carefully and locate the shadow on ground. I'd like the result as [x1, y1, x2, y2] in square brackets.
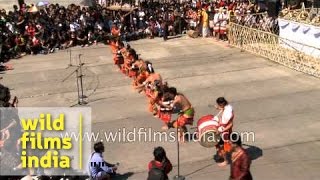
[243, 144, 263, 161]
[113, 172, 134, 180]
[183, 144, 263, 178]
[184, 163, 214, 177]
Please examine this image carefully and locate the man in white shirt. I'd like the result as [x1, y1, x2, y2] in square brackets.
[88, 142, 117, 180]
[213, 97, 234, 167]
[138, 8, 145, 29]
[213, 7, 228, 40]
[70, 21, 80, 32]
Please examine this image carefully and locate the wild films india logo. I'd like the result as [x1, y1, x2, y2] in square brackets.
[0, 107, 91, 176]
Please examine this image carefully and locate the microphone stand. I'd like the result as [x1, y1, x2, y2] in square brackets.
[68, 49, 73, 67]
[65, 49, 75, 69]
[62, 54, 87, 106]
[75, 68, 81, 105]
[78, 54, 87, 105]
[173, 117, 185, 180]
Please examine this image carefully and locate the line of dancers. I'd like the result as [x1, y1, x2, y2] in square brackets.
[109, 39, 194, 142]
[108, 39, 253, 179]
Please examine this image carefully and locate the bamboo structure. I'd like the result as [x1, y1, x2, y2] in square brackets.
[228, 22, 320, 77]
[280, 7, 320, 26]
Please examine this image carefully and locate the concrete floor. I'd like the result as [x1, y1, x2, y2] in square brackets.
[3, 36, 320, 180]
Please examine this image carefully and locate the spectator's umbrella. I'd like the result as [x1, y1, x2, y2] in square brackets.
[37, 1, 49, 7]
[28, 6, 38, 13]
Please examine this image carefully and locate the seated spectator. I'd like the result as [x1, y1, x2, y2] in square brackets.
[0, 0, 276, 63]
[67, 32, 77, 48]
[25, 22, 36, 38]
[88, 142, 118, 180]
[77, 30, 88, 47]
[48, 32, 60, 53]
[15, 33, 26, 56]
[30, 35, 41, 55]
[147, 146, 172, 180]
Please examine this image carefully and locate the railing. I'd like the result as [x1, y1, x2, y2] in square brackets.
[228, 22, 320, 77]
[229, 12, 279, 34]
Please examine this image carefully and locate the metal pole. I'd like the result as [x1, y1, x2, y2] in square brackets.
[177, 125, 180, 175]
[78, 54, 86, 104]
[76, 69, 81, 105]
[69, 49, 72, 66]
[173, 121, 185, 180]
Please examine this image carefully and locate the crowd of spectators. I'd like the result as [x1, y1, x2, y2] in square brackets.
[0, 0, 283, 63]
[0, 3, 116, 61]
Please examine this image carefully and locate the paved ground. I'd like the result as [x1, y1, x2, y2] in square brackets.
[2, 36, 320, 180]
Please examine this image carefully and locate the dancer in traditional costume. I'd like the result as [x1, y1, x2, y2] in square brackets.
[144, 80, 163, 116]
[123, 48, 139, 77]
[141, 72, 165, 115]
[213, 97, 234, 167]
[136, 72, 162, 90]
[132, 60, 153, 93]
[111, 24, 120, 39]
[109, 39, 118, 54]
[120, 44, 132, 75]
[161, 88, 195, 142]
[113, 41, 125, 70]
[134, 62, 159, 93]
[156, 84, 173, 125]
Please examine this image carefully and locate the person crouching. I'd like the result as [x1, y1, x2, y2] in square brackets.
[88, 142, 118, 180]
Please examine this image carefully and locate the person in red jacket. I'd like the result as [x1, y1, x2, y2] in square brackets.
[148, 146, 172, 180]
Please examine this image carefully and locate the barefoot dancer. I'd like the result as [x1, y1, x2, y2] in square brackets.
[156, 83, 173, 124]
[144, 79, 169, 116]
[213, 97, 234, 167]
[113, 41, 125, 70]
[132, 60, 154, 93]
[135, 70, 162, 93]
[161, 87, 195, 142]
[122, 46, 137, 76]
[109, 39, 117, 54]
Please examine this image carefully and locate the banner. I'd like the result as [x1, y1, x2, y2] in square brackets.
[278, 18, 320, 58]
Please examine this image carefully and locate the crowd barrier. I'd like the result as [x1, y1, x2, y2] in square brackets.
[228, 22, 320, 78]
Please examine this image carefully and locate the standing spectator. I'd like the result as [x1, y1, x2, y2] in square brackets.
[147, 146, 172, 180]
[98, 0, 107, 7]
[161, 20, 168, 41]
[200, 6, 209, 37]
[138, 7, 146, 30]
[229, 134, 253, 180]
